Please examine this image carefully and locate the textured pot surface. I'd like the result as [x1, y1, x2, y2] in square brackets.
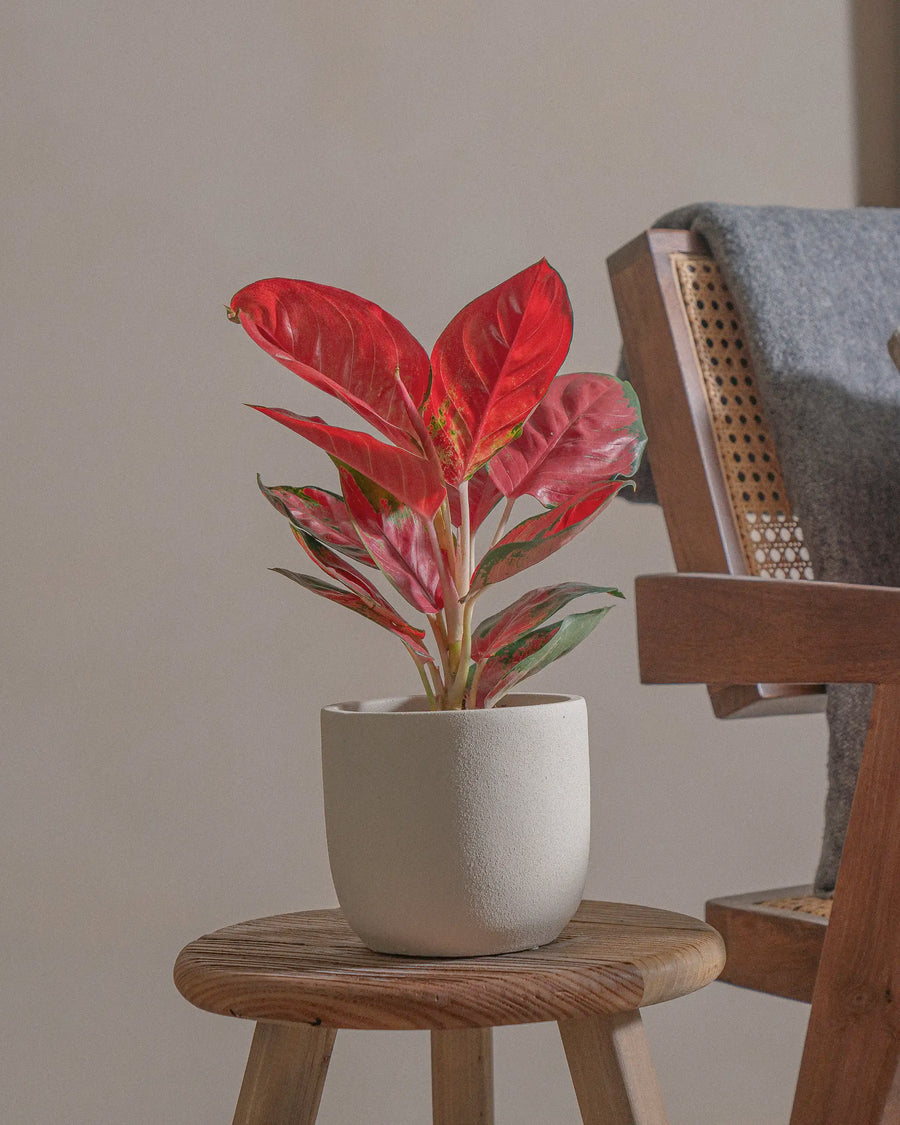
[321, 693, 590, 957]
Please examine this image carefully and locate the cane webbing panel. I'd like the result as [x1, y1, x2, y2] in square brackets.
[672, 253, 814, 581]
[761, 895, 833, 919]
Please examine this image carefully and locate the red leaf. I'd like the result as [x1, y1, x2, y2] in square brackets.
[488, 373, 646, 505]
[424, 260, 573, 484]
[339, 467, 444, 614]
[258, 478, 374, 566]
[273, 568, 432, 660]
[250, 406, 446, 519]
[471, 582, 622, 661]
[230, 278, 431, 451]
[469, 480, 626, 595]
[446, 464, 504, 532]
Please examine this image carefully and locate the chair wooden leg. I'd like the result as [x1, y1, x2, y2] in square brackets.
[790, 682, 900, 1125]
[430, 1027, 494, 1125]
[559, 1011, 669, 1125]
[232, 1021, 337, 1125]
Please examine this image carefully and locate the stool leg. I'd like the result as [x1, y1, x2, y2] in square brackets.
[232, 1021, 337, 1125]
[430, 1027, 494, 1125]
[559, 1012, 669, 1125]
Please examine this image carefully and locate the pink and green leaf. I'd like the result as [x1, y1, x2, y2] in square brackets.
[476, 606, 612, 706]
[272, 568, 432, 661]
[229, 278, 431, 451]
[424, 260, 573, 485]
[468, 480, 627, 595]
[258, 477, 373, 566]
[471, 582, 623, 661]
[488, 372, 646, 505]
[338, 466, 444, 614]
[289, 525, 385, 604]
[249, 405, 446, 518]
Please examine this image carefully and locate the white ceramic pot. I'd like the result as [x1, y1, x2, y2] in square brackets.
[320, 692, 590, 957]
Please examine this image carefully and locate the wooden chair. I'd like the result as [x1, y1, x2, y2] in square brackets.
[174, 900, 725, 1123]
[635, 574, 900, 1124]
[609, 230, 900, 1122]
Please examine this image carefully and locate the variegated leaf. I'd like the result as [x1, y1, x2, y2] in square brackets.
[471, 582, 623, 661]
[424, 260, 572, 484]
[230, 277, 431, 451]
[488, 372, 646, 505]
[339, 467, 443, 614]
[476, 607, 612, 706]
[290, 525, 385, 604]
[258, 477, 373, 565]
[249, 406, 446, 519]
[272, 568, 432, 660]
[468, 480, 627, 595]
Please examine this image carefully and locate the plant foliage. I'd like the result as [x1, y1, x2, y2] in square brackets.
[230, 260, 646, 708]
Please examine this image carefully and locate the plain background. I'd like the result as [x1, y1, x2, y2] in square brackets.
[3, 2, 855, 1122]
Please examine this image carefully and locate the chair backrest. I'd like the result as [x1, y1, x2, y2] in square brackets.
[608, 228, 826, 718]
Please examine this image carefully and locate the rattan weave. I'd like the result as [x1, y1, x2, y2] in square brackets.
[673, 253, 814, 581]
[760, 895, 833, 919]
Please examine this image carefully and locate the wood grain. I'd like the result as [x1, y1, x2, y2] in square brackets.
[608, 230, 736, 575]
[853, 0, 900, 207]
[430, 1028, 493, 1125]
[231, 1021, 335, 1125]
[559, 1011, 669, 1124]
[705, 886, 827, 1003]
[790, 682, 900, 1124]
[608, 229, 824, 717]
[173, 900, 725, 1030]
[636, 573, 900, 685]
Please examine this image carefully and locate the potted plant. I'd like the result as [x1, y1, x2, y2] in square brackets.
[229, 260, 645, 956]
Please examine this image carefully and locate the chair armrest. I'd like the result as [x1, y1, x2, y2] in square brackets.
[635, 574, 900, 685]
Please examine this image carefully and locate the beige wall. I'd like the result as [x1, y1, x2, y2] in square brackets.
[3, 2, 854, 1121]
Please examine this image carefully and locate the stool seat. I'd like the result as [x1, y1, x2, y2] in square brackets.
[175, 900, 725, 1123]
[175, 900, 724, 1030]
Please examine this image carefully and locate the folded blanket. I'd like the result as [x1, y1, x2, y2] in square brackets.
[620, 204, 900, 893]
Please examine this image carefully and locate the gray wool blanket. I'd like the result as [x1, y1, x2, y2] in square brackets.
[621, 203, 900, 894]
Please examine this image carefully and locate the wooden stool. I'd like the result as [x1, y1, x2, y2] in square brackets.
[174, 899, 725, 1124]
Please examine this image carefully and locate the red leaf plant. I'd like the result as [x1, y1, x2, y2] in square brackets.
[230, 260, 646, 709]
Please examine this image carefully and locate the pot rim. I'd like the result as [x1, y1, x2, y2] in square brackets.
[322, 692, 584, 717]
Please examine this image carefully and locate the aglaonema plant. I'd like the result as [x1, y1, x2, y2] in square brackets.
[229, 260, 646, 710]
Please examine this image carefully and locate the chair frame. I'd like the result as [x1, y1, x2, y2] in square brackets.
[636, 573, 900, 1125]
[608, 229, 826, 719]
[608, 229, 837, 1002]
[608, 227, 900, 1121]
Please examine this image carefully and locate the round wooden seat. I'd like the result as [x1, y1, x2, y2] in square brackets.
[175, 899, 724, 1031]
[174, 900, 724, 1123]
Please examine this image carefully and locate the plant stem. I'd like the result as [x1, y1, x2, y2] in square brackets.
[426, 659, 442, 698]
[490, 496, 516, 547]
[411, 654, 436, 708]
[466, 660, 485, 709]
[427, 518, 460, 646]
[427, 613, 451, 687]
[456, 479, 472, 598]
[437, 480, 477, 709]
[445, 596, 475, 708]
[389, 371, 480, 710]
